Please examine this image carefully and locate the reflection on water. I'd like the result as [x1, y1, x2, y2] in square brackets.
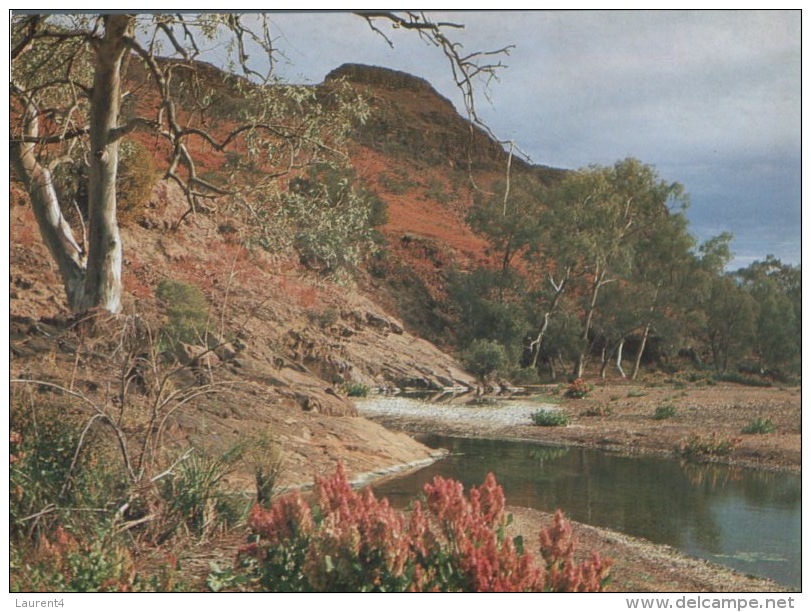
[373, 435, 801, 589]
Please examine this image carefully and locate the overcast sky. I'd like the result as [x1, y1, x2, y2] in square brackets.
[261, 10, 801, 270]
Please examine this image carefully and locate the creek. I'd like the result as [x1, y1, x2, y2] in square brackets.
[370, 431, 801, 589]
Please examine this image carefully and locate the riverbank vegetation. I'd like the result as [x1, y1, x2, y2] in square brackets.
[229, 464, 611, 592]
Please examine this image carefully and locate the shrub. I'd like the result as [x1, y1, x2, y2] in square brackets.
[236, 465, 611, 592]
[156, 279, 210, 345]
[10, 525, 137, 592]
[564, 378, 592, 399]
[306, 308, 340, 328]
[680, 434, 741, 459]
[241, 429, 285, 508]
[10, 398, 127, 542]
[653, 404, 677, 420]
[741, 418, 776, 435]
[462, 339, 509, 384]
[531, 409, 569, 427]
[158, 446, 247, 540]
[342, 382, 370, 397]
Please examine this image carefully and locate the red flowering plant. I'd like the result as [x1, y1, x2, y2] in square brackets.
[564, 378, 592, 399]
[539, 509, 612, 592]
[236, 464, 612, 592]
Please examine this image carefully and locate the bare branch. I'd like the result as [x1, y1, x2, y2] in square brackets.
[10, 15, 41, 60]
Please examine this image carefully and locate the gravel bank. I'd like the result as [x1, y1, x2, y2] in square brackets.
[355, 395, 556, 428]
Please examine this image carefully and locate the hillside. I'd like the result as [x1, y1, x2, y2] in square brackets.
[327, 64, 566, 346]
[10, 58, 564, 500]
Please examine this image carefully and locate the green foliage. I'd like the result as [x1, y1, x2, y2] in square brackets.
[379, 169, 418, 194]
[653, 404, 677, 420]
[342, 382, 370, 397]
[240, 429, 285, 508]
[10, 396, 127, 541]
[741, 418, 776, 435]
[9, 387, 184, 591]
[448, 267, 529, 360]
[702, 275, 758, 373]
[531, 409, 569, 427]
[249, 166, 383, 277]
[158, 445, 248, 539]
[462, 339, 509, 383]
[236, 465, 611, 592]
[627, 388, 648, 398]
[467, 176, 543, 279]
[156, 279, 210, 345]
[680, 434, 741, 459]
[424, 177, 451, 204]
[306, 307, 340, 328]
[733, 256, 801, 375]
[10, 525, 137, 592]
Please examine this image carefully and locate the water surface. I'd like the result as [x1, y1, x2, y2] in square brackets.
[373, 434, 801, 589]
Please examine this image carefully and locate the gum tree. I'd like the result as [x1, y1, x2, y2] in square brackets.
[542, 158, 687, 378]
[10, 12, 510, 314]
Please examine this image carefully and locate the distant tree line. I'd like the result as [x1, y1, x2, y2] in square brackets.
[455, 158, 800, 383]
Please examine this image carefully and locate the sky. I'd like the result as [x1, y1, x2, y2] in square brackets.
[258, 10, 801, 271]
[6, 9, 801, 270]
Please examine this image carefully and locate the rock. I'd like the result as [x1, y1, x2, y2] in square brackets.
[175, 342, 220, 368]
[213, 342, 238, 362]
[365, 311, 391, 331]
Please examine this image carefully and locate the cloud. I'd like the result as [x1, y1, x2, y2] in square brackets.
[264, 11, 800, 266]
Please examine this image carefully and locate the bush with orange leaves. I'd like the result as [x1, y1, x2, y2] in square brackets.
[237, 463, 611, 592]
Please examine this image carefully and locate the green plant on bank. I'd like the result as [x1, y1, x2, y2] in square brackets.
[680, 433, 741, 459]
[531, 409, 569, 427]
[232, 464, 611, 592]
[626, 388, 647, 398]
[741, 417, 776, 435]
[241, 429, 285, 508]
[342, 382, 370, 397]
[306, 307, 340, 328]
[158, 445, 249, 540]
[653, 404, 677, 420]
[462, 339, 509, 385]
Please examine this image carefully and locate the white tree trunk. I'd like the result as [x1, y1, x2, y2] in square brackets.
[615, 337, 626, 378]
[80, 15, 132, 313]
[11, 109, 86, 310]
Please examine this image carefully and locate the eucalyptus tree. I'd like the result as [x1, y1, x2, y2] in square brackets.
[734, 256, 801, 374]
[10, 12, 510, 314]
[626, 198, 695, 378]
[543, 158, 684, 378]
[467, 176, 543, 297]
